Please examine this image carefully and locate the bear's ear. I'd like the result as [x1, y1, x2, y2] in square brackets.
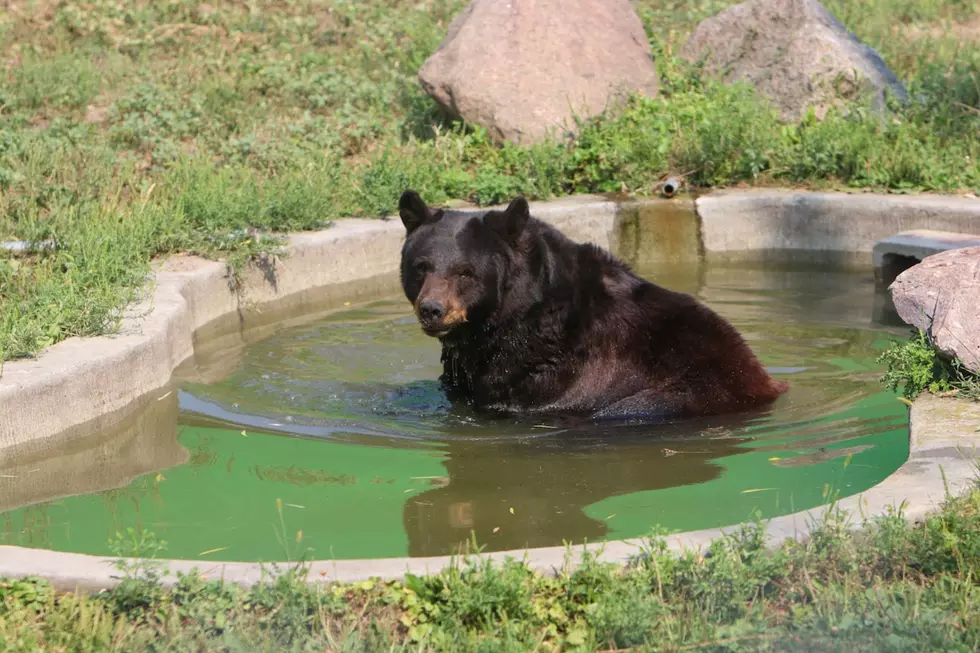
[484, 196, 529, 245]
[399, 190, 441, 234]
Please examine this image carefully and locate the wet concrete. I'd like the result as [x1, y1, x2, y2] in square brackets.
[612, 198, 701, 266]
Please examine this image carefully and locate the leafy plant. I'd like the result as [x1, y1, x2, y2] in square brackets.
[0, 577, 53, 612]
[106, 527, 169, 616]
[876, 329, 980, 400]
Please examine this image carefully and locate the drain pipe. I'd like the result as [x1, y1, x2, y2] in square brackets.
[661, 177, 681, 199]
[1, 240, 55, 255]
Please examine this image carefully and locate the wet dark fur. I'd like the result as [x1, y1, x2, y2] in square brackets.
[398, 190, 789, 421]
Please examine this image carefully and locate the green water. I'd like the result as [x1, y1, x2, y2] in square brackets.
[0, 261, 911, 562]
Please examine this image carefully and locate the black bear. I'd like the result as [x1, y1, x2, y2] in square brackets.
[398, 190, 789, 420]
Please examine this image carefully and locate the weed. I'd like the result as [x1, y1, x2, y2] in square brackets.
[878, 329, 980, 400]
[106, 527, 169, 616]
[586, 575, 663, 649]
[247, 569, 328, 646]
[270, 496, 315, 565]
[400, 557, 538, 643]
[7, 51, 102, 112]
[0, 577, 53, 612]
[169, 571, 242, 636]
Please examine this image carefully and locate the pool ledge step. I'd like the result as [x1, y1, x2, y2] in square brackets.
[873, 229, 980, 286]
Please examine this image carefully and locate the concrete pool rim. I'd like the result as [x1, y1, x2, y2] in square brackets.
[2, 188, 980, 590]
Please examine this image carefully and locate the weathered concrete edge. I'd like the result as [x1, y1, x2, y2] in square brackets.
[2, 394, 977, 591]
[696, 189, 980, 256]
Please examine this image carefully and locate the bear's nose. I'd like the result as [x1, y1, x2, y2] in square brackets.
[418, 299, 446, 323]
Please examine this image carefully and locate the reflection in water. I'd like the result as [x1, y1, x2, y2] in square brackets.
[401, 417, 756, 556]
[0, 389, 187, 514]
[0, 259, 912, 561]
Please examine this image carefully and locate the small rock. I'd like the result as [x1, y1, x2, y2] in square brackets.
[679, 0, 907, 121]
[891, 247, 980, 374]
[418, 0, 659, 145]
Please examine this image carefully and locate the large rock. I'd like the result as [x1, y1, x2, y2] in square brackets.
[891, 247, 980, 374]
[680, 0, 907, 121]
[418, 0, 659, 145]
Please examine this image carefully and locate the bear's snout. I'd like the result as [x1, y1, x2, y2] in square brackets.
[414, 277, 468, 337]
[418, 299, 446, 324]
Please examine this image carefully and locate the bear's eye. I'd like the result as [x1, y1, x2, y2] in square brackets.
[414, 260, 432, 275]
[457, 266, 476, 280]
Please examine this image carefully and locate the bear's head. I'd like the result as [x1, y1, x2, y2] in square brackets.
[398, 189, 529, 339]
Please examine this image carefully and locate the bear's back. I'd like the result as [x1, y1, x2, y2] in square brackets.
[542, 232, 789, 417]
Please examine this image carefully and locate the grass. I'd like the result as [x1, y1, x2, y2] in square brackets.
[3, 482, 980, 651]
[877, 329, 980, 401]
[0, 0, 979, 361]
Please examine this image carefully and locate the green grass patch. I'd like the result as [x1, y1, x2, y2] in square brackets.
[4, 483, 980, 651]
[1, 0, 979, 360]
[878, 329, 980, 401]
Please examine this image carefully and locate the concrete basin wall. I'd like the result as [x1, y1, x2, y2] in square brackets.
[2, 189, 979, 589]
[697, 190, 980, 261]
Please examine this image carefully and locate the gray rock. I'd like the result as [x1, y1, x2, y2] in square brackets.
[891, 246, 980, 374]
[679, 0, 907, 121]
[418, 0, 659, 145]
